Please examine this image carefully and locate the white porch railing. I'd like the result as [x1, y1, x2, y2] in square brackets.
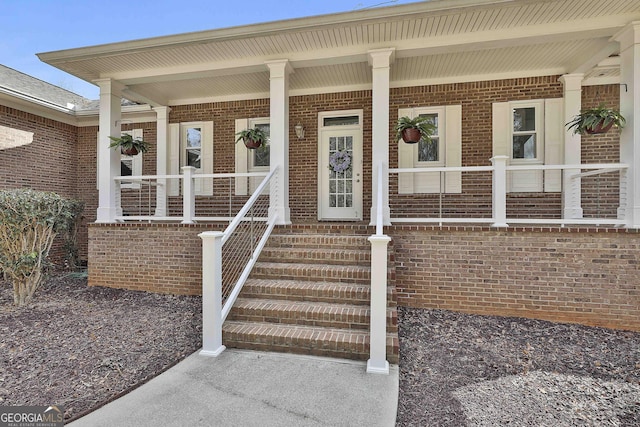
[198, 167, 278, 357]
[389, 159, 629, 227]
[114, 167, 269, 223]
[367, 163, 391, 374]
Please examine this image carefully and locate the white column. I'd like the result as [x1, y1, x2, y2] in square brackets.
[559, 74, 584, 219]
[367, 234, 391, 375]
[491, 155, 509, 227]
[199, 231, 226, 357]
[153, 106, 171, 217]
[615, 22, 640, 228]
[95, 79, 123, 223]
[266, 60, 292, 225]
[368, 48, 395, 225]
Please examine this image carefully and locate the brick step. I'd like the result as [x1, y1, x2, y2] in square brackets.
[222, 321, 399, 364]
[228, 298, 398, 332]
[273, 224, 374, 236]
[266, 233, 371, 250]
[239, 278, 397, 306]
[259, 246, 371, 266]
[251, 261, 371, 284]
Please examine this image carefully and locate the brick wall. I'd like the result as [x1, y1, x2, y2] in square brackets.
[88, 223, 226, 295]
[392, 225, 640, 331]
[0, 105, 79, 263]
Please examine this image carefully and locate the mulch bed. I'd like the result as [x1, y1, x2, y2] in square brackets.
[0, 273, 202, 422]
[3, 275, 639, 425]
[396, 307, 640, 426]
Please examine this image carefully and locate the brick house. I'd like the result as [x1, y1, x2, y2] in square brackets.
[3, 0, 640, 370]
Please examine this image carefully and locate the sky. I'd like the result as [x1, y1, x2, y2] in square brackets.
[2, 0, 419, 99]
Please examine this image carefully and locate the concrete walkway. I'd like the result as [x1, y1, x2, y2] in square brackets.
[69, 349, 399, 427]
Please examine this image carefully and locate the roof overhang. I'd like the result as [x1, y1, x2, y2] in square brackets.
[38, 0, 640, 106]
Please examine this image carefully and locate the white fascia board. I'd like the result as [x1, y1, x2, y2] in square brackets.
[0, 89, 77, 125]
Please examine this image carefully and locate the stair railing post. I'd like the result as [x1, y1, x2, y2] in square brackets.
[199, 231, 226, 357]
[367, 234, 391, 374]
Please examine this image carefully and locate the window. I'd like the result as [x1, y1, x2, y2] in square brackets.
[492, 99, 563, 193]
[511, 103, 542, 163]
[120, 129, 143, 189]
[235, 117, 270, 195]
[168, 121, 214, 196]
[397, 105, 462, 194]
[415, 109, 444, 166]
[183, 126, 202, 170]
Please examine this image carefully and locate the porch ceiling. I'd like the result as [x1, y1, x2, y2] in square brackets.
[38, 0, 640, 105]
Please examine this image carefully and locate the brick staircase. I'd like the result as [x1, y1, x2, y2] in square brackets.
[223, 224, 399, 364]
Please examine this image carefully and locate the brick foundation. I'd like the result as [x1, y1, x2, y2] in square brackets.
[88, 222, 640, 332]
[392, 225, 640, 331]
[88, 223, 226, 295]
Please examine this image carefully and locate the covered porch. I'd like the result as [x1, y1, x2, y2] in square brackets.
[39, 0, 640, 372]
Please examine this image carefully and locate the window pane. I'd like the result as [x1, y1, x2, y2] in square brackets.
[513, 108, 536, 132]
[513, 134, 536, 159]
[253, 144, 270, 167]
[418, 113, 438, 135]
[187, 149, 201, 168]
[418, 138, 439, 162]
[323, 116, 359, 126]
[186, 127, 201, 148]
[121, 159, 133, 176]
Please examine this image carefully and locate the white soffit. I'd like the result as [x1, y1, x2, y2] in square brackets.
[38, 0, 640, 103]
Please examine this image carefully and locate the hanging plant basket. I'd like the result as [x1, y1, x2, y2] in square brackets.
[243, 138, 263, 149]
[400, 128, 422, 144]
[585, 120, 615, 135]
[395, 116, 436, 144]
[108, 134, 149, 156]
[236, 127, 268, 150]
[565, 104, 625, 136]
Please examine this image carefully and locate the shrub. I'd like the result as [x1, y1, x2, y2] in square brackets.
[0, 189, 83, 306]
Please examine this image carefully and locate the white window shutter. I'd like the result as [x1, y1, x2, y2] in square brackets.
[168, 123, 180, 196]
[235, 118, 249, 195]
[492, 102, 515, 192]
[397, 108, 414, 194]
[444, 105, 462, 193]
[544, 98, 563, 192]
[492, 102, 511, 158]
[196, 121, 214, 196]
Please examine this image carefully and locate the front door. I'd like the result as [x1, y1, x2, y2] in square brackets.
[318, 113, 363, 220]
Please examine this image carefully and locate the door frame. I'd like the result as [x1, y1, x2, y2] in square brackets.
[317, 109, 364, 221]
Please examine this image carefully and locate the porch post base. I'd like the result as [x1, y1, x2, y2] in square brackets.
[367, 359, 390, 375]
[563, 207, 583, 219]
[199, 345, 226, 358]
[270, 206, 291, 225]
[96, 207, 118, 223]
